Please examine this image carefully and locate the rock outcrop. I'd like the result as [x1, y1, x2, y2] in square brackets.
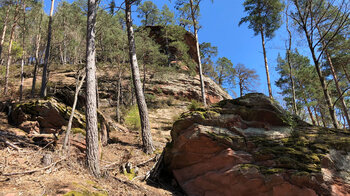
[9, 97, 86, 134]
[159, 93, 350, 196]
[147, 73, 231, 104]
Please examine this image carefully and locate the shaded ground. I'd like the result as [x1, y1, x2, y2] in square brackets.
[0, 65, 190, 195]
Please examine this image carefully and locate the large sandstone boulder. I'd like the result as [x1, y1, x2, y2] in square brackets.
[159, 93, 350, 196]
[9, 98, 86, 133]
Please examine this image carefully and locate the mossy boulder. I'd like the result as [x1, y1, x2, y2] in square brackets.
[156, 93, 350, 196]
[9, 97, 86, 132]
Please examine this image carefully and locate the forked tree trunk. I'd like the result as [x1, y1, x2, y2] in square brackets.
[40, 0, 55, 97]
[85, 0, 101, 177]
[4, 3, 20, 95]
[125, 0, 154, 154]
[189, 0, 207, 107]
[0, 8, 10, 64]
[260, 28, 273, 99]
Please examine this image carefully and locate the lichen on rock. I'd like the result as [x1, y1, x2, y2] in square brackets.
[154, 93, 350, 196]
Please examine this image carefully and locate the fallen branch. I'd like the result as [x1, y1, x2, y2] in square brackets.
[112, 176, 147, 192]
[0, 137, 21, 151]
[136, 155, 159, 168]
[1, 157, 66, 176]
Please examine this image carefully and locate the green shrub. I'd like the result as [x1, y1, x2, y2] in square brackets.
[125, 105, 141, 130]
[187, 100, 203, 111]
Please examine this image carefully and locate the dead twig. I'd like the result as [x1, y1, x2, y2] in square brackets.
[0, 137, 21, 151]
[112, 176, 147, 192]
[1, 157, 66, 176]
[136, 155, 159, 168]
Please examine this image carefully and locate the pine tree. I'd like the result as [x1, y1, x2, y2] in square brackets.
[136, 1, 160, 26]
[125, 0, 154, 154]
[85, 0, 101, 177]
[239, 0, 284, 99]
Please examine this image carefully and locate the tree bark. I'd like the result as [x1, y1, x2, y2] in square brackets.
[116, 71, 122, 123]
[31, 10, 43, 97]
[125, 0, 154, 154]
[259, 28, 273, 99]
[0, 8, 10, 64]
[324, 46, 350, 127]
[40, 0, 55, 97]
[312, 106, 320, 126]
[63, 71, 85, 151]
[85, 0, 101, 177]
[292, 0, 339, 129]
[4, 3, 20, 95]
[285, 6, 297, 114]
[189, 0, 207, 107]
[19, 0, 26, 102]
[239, 80, 243, 97]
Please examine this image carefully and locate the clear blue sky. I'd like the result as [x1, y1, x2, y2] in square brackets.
[44, 0, 311, 102]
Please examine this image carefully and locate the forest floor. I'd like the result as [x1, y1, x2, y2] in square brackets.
[0, 64, 189, 196]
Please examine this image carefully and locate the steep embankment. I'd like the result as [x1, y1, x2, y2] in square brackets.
[0, 65, 230, 195]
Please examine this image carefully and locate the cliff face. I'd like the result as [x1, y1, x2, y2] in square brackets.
[147, 25, 199, 64]
[160, 93, 350, 196]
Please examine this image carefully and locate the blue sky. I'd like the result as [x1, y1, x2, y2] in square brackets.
[43, 0, 311, 102]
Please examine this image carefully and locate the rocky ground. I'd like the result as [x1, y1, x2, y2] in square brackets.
[0, 64, 230, 196]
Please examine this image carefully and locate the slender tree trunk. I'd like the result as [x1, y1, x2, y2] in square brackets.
[125, 0, 154, 154]
[259, 28, 273, 99]
[19, 0, 26, 102]
[40, 0, 55, 97]
[285, 6, 297, 114]
[85, 0, 100, 177]
[189, 0, 207, 107]
[312, 106, 320, 126]
[31, 25, 42, 96]
[312, 55, 339, 128]
[324, 46, 350, 127]
[341, 64, 350, 84]
[4, 3, 20, 95]
[293, 1, 339, 129]
[319, 106, 327, 127]
[239, 80, 243, 97]
[63, 71, 85, 151]
[63, 16, 67, 64]
[143, 63, 146, 93]
[0, 8, 10, 64]
[116, 71, 122, 123]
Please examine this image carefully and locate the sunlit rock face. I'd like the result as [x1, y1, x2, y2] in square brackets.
[162, 93, 350, 196]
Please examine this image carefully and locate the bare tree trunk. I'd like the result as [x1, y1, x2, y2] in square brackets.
[259, 28, 273, 99]
[0, 8, 10, 64]
[116, 71, 122, 123]
[341, 64, 350, 84]
[85, 0, 101, 177]
[125, 0, 154, 154]
[324, 46, 350, 127]
[63, 16, 67, 64]
[239, 81, 243, 97]
[319, 106, 327, 128]
[63, 71, 85, 151]
[40, 0, 55, 97]
[4, 3, 20, 95]
[31, 12, 42, 97]
[312, 106, 320, 126]
[19, 0, 26, 102]
[189, 0, 207, 107]
[285, 5, 297, 114]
